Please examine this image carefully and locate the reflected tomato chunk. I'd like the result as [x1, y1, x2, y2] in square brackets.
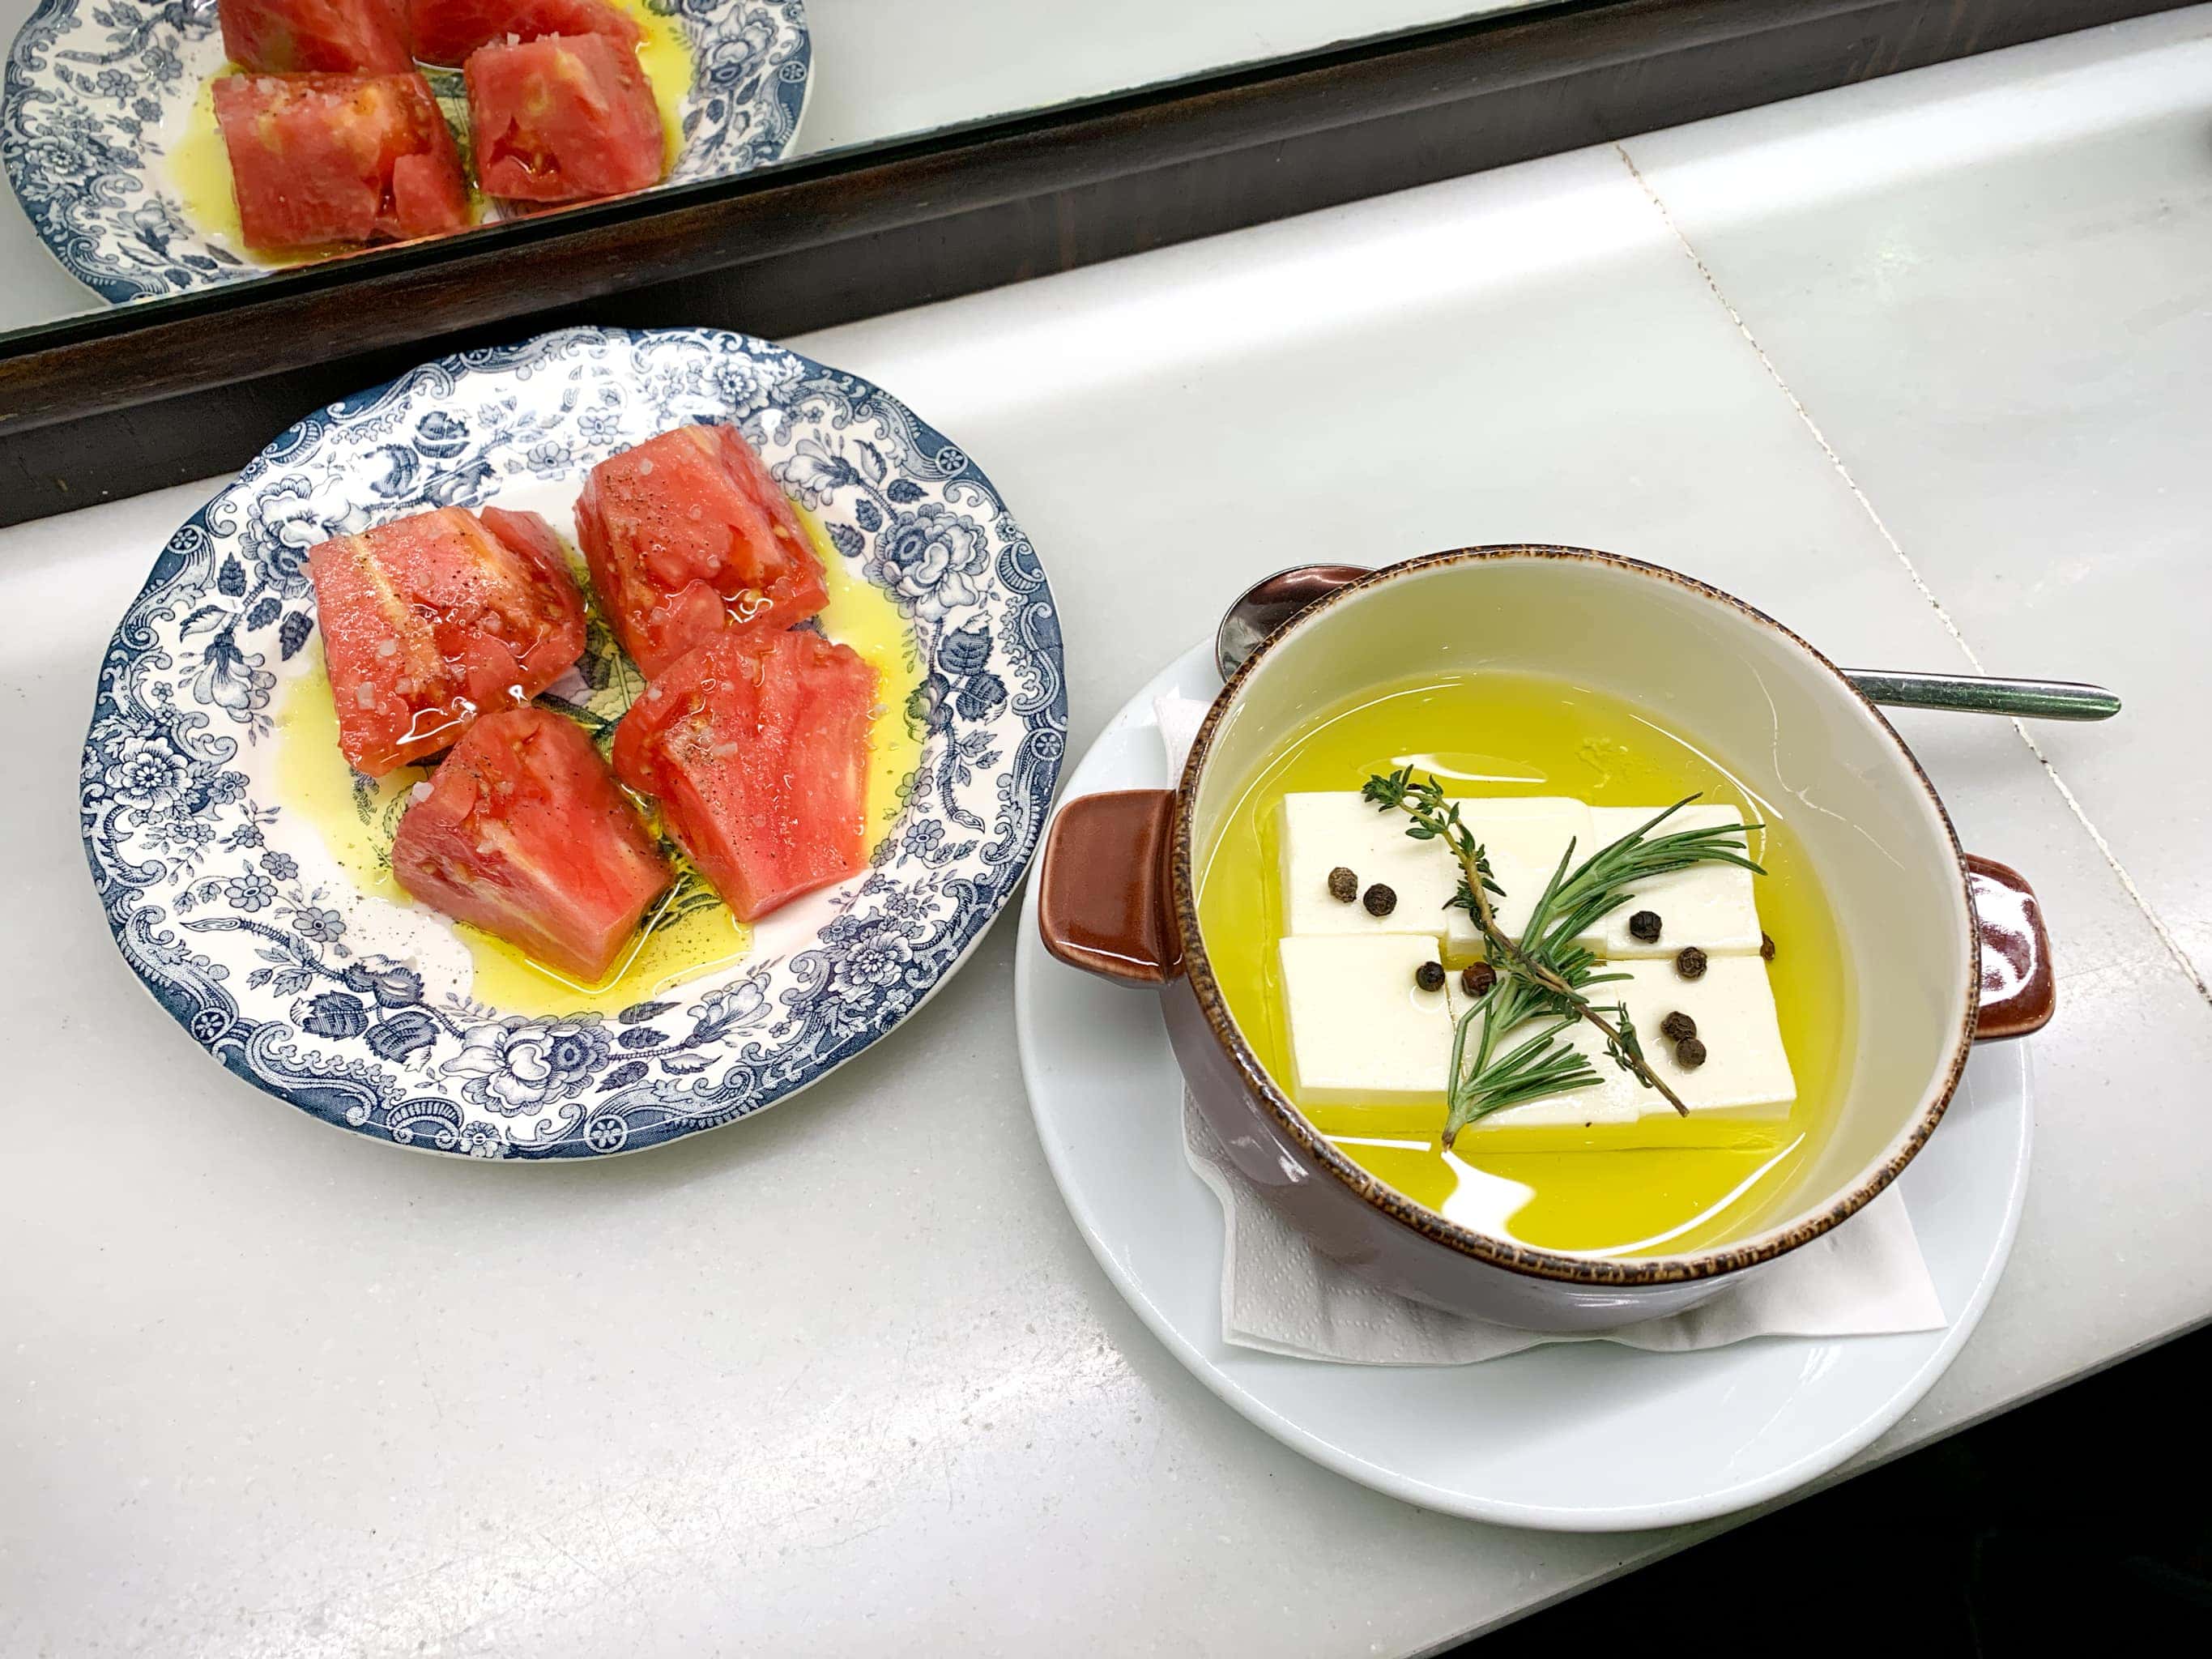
[219, 0, 413, 74]
[394, 706, 671, 982]
[576, 424, 827, 679]
[306, 505, 587, 777]
[213, 72, 471, 254]
[612, 629, 878, 921]
[465, 34, 666, 203]
[407, 0, 642, 66]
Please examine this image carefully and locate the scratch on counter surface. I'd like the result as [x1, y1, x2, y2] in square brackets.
[203, 1312, 1140, 1656]
[1615, 138, 2212, 1014]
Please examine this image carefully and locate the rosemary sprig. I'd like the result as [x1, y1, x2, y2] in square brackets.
[1443, 964, 1598, 1138]
[1361, 769, 1764, 1146]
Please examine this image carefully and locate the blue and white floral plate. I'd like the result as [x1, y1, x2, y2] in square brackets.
[3, 0, 809, 303]
[83, 326, 1065, 1158]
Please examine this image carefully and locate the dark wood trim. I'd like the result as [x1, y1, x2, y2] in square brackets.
[1, 0, 2190, 523]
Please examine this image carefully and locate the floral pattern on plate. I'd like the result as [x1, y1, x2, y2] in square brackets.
[82, 325, 1065, 1158]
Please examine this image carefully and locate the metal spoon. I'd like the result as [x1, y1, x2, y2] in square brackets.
[1214, 565, 2121, 720]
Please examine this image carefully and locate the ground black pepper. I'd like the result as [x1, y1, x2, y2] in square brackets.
[1362, 883, 1396, 918]
[1660, 1010, 1698, 1043]
[1628, 910, 1663, 944]
[1415, 961, 1446, 993]
[1460, 962, 1497, 999]
[1328, 866, 1358, 904]
[1674, 1036, 1708, 1068]
[1675, 946, 1708, 980]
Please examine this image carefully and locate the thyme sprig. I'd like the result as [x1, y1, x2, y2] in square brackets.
[1360, 768, 1764, 1147]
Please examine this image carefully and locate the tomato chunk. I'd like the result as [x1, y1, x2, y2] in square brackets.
[389, 148, 474, 241]
[213, 72, 471, 254]
[577, 424, 828, 679]
[465, 34, 666, 203]
[306, 505, 587, 777]
[394, 706, 671, 982]
[407, 0, 641, 66]
[219, 0, 413, 74]
[612, 629, 878, 921]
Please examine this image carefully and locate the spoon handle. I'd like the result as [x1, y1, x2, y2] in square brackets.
[1842, 668, 2120, 721]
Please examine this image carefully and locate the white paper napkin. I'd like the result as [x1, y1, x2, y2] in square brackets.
[1155, 691, 1946, 1363]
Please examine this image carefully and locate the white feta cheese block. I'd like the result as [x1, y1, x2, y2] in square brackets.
[1278, 935, 1455, 1113]
[1461, 956, 1795, 1145]
[1440, 795, 1594, 961]
[1611, 956, 1796, 1120]
[1278, 792, 1460, 940]
[1586, 804, 1763, 957]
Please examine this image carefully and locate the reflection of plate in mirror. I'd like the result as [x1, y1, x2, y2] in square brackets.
[1, 0, 809, 302]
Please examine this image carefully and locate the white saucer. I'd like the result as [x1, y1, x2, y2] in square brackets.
[1012, 642, 2031, 1532]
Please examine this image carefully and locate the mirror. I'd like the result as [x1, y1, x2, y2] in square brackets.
[0, 0, 1546, 342]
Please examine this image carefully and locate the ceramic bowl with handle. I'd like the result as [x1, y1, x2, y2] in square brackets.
[1035, 548, 2052, 1332]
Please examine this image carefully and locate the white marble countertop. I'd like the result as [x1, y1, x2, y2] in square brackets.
[6, 10, 2210, 1654]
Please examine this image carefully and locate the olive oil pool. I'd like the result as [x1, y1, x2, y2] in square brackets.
[1194, 670, 1855, 1258]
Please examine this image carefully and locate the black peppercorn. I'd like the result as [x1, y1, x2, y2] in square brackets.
[1675, 946, 1708, 980]
[1628, 909, 1663, 944]
[1660, 1010, 1698, 1043]
[1460, 962, 1498, 999]
[1760, 932, 1777, 961]
[1362, 883, 1396, 917]
[1675, 1036, 1708, 1069]
[1328, 866, 1358, 904]
[1415, 961, 1446, 993]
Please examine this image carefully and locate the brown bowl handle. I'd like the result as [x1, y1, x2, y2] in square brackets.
[1966, 854, 2054, 1040]
[1037, 789, 1183, 986]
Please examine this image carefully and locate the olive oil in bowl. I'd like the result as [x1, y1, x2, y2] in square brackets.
[1194, 670, 1855, 1258]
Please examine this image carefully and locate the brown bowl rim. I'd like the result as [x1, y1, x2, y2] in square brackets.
[1167, 545, 1982, 1287]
